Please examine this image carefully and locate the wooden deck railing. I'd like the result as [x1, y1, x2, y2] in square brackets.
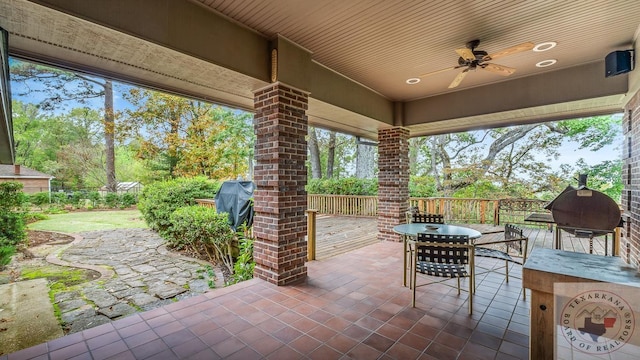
[307, 194, 378, 216]
[197, 195, 551, 226]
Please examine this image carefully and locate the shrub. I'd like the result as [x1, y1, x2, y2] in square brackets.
[168, 206, 236, 272]
[138, 177, 219, 235]
[306, 177, 378, 195]
[0, 182, 27, 248]
[0, 245, 15, 270]
[30, 192, 51, 209]
[104, 193, 120, 208]
[88, 191, 102, 207]
[50, 192, 67, 205]
[120, 193, 137, 208]
[227, 229, 255, 285]
[68, 191, 85, 207]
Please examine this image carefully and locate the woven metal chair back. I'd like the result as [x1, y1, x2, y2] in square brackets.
[505, 223, 526, 253]
[415, 233, 470, 265]
[412, 213, 445, 224]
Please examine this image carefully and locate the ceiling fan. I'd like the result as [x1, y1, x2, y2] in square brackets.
[419, 39, 535, 88]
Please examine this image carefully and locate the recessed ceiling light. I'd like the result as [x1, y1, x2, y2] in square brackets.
[533, 42, 557, 52]
[536, 59, 557, 67]
[406, 78, 420, 85]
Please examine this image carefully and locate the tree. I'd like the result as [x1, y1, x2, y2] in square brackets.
[355, 142, 376, 178]
[123, 89, 254, 180]
[307, 127, 357, 179]
[10, 60, 118, 192]
[308, 127, 323, 179]
[415, 115, 621, 197]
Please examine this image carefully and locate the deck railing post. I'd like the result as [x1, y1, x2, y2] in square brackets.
[307, 209, 318, 261]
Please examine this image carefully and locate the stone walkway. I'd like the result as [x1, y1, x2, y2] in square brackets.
[48, 228, 223, 334]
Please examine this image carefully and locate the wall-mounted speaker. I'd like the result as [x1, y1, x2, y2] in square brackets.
[605, 50, 634, 78]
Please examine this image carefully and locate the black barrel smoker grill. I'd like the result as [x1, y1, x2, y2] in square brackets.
[545, 175, 622, 254]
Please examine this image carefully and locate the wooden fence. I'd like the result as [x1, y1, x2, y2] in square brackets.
[306, 194, 551, 225]
[198, 195, 551, 226]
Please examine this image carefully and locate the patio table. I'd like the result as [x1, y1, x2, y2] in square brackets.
[393, 223, 481, 287]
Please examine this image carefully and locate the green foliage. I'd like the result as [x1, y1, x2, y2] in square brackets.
[168, 206, 236, 273]
[0, 182, 27, 248]
[227, 230, 255, 285]
[120, 193, 137, 208]
[409, 176, 437, 197]
[88, 191, 101, 207]
[0, 182, 26, 209]
[138, 177, 219, 235]
[452, 180, 503, 199]
[50, 192, 67, 205]
[574, 159, 623, 202]
[104, 193, 120, 208]
[306, 177, 378, 195]
[23, 212, 49, 224]
[0, 245, 16, 270]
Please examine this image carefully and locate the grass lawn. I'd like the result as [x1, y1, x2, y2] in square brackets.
[28, 209, 148, 233]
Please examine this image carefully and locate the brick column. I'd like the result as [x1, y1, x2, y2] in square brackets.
[252, 83, 308, 285]
[622, 91, 640, 269]
[377, 127, 410, 242]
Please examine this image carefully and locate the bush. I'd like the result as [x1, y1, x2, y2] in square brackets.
[306, 177, 378, 195]
[120, 193, 137, 208]
[227, 229, 254, 285]
[30, 192, 51, 209]
[88, 191, 101, 207]
[0, 182, 27, 248]
[138, 177, 219, 236]
[50, 192, 67, 205]
[0, 245, 15, 270]
[168, 206, 236, 272]
[104, 193, 120, 208]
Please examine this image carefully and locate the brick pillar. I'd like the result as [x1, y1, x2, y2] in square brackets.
[253, 83, 308, 285]
[377, 127, 410, 242]
[623, 91, 640, 270]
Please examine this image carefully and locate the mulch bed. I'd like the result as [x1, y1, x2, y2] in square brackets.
[26, 230, 75, 247]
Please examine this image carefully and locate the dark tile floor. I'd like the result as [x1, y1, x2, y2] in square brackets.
[4, 241, 529, 360]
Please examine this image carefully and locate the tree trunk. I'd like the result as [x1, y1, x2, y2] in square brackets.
[104, 80, 117, 193]
[356, 143, 375, 178]
[308, 127, 322, 179]
[327, 131, 336, 178]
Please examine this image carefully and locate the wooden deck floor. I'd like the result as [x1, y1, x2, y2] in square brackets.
[314, 215, 613, 259]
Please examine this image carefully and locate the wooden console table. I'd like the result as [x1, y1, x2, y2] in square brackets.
[523, 248, 640, 359]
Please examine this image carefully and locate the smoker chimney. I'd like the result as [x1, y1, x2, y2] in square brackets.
[14, 164, 20, 175]
[577, 174, 588, 188]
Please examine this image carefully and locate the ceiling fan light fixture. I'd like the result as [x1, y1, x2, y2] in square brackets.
[536, 59, 557, 67]
[406, 78, 421, 85]
[533, 42, 557, 52]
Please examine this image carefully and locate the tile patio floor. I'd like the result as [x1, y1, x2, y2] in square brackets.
[4, 240, 529, 360]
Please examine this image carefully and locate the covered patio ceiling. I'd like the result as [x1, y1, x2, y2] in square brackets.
[0, 0, 639, 151]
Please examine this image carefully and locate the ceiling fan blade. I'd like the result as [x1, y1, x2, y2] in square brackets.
[455, 48, 475, 61]
[418, 66, 460, 78]
[483, 63, 516, 76]
[483, 42, 535, 61]
[448, 69, 468, 88]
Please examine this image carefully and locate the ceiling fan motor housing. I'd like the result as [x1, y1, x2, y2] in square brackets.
[458, 50, 488, 66]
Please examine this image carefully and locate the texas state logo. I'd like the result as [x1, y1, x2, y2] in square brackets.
[560, 289, 635, 355]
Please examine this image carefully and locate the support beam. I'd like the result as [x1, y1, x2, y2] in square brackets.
[252, 82, 308, 285]
[377, 127, 410, 242]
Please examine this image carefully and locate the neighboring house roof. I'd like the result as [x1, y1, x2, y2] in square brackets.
[0, 165, 54, 179]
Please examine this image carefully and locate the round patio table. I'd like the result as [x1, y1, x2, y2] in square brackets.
[393, 223, 482, 287]
[393, 223, 482, 239]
